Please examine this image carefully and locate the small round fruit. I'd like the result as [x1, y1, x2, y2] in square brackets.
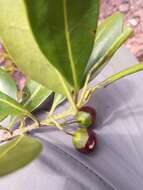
[76, 111, 92, 128]
[72, 128, 97, 153]
[79, 106, 96, 126]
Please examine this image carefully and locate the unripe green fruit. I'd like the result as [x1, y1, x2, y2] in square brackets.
[79, 106, 96, 127]
[72, 128, 96, 153]
[76, 111, 92, 128]
[72, 128, 88, 149]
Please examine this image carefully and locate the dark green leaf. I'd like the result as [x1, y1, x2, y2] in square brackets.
[0, 0, 72, 96]
[22, 80, 52, 112]
[24, 0, 99, 90]
[0, 135, 43, 176]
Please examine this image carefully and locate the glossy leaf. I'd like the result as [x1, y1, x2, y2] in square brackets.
[93, 64, 143, 90]
[89, 27, 133, 81]
[0, 135, 42, 176]
[0, 68, 17, 99]
[24, 0, 99, 90]
[84, 13, 133, 81]
[0, 91, 30, 117]
[0, 0, 71, 96]
[85, 12, 124, 75]
[22, 80, 52, 112]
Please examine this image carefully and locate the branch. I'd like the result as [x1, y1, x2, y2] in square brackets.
[0, 122, 38, 142]
[0, 109, 75, 143]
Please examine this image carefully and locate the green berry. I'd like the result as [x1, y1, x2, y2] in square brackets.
[79, 106, 96, 127]
[76, 111, 92, 128]
[72, 128, 97, 153]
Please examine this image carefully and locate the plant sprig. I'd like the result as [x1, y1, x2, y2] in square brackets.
[0, 0, 143, 177]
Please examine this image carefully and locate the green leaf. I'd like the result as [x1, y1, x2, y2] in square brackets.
[0, 135, 43, 176]
[93, 64, 143, 90]
[0, 0, 72, 96]
[85, 12, 124, 75]
[24, 0, 99, 90]
[0, 115, 7, 122]
[89, 27, 133, 81]
[49, 93, 66, 115]
[52, 93, 66, 108]
[0, 68, 17, 99]
[22, 80, 52, 112]
[0, 91, 30, 117]
[84, 13, 133, 81]
[0, 68, 17, 121]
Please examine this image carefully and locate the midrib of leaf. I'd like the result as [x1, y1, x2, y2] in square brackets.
[95, 14, 123, 42]
[63, 0, 78, 90]
[0, 136, 23, 160]
[1, 38, 77, 112]
[0, 98, 27, 114]
[23, 86, 41, 107]
[56, 71, 77, 112]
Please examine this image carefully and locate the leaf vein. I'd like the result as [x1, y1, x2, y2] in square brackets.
[0, 98, 27, 114]
[0, 136, 23, 160]
[63, 0, 78, 90]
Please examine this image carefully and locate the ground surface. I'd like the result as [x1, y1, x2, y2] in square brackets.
[100, 0, 143, 61]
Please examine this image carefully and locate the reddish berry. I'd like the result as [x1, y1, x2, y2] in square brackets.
[72, 128, 97, 154]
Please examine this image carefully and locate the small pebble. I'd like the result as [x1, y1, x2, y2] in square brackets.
[118, 2, 130, 13]
[129, 17, 140, 26]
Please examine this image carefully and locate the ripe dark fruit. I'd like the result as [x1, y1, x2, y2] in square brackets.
[79, 106, 96, 126]
[72, 128, 97, 154]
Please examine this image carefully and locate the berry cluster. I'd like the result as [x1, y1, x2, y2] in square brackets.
[72, 106, 97, 153]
